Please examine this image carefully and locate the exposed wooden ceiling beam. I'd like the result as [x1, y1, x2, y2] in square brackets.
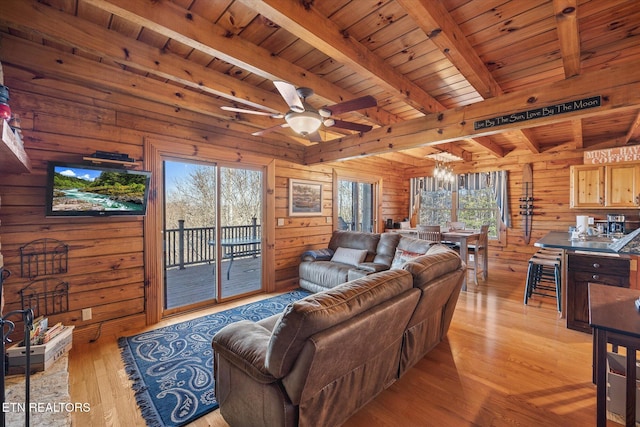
[0, 34, 309, 153]
[554, 0, 583, 151]
[81, 0, 398, 127]
[304, 59, 640, 164]
[247, 0, 528, 158]
[554, 0, 581, 78]
[0, 0, 291, 120]
[572, 119, 584, 148]
[397, 0, 538, 155]
[625, 110, 640, 144]
[463, 137, 506, 158]
[237, 0, 442, 115]
[396, 0, 500, 100]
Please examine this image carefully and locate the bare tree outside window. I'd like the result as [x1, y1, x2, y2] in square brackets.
[166, 165, 217, 228]
[165, 164, 261, 228]
[220, 167, 262, 226]
[338, 179, 373, 232]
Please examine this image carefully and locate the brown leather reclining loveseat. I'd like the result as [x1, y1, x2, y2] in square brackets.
[298, 230, 435, 293]
[211, 244, 465, 427]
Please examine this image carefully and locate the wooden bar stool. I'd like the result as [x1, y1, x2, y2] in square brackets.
[524, 248, 563, 312]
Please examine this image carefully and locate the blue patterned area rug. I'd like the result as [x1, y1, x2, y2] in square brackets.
[118, 289, 311, 427]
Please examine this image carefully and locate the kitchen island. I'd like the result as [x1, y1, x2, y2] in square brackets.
[534, 230, 640, 332]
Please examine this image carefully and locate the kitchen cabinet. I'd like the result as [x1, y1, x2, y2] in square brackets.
[570, 165, 604, 208]
[606, 163, 640, 207]
[570, 163, 640, 208]
[566, 252, 629, 333]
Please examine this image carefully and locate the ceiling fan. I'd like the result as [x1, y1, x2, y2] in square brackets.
[221, 81, 377, 141]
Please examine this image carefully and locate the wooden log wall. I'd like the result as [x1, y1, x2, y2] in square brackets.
[274, 157, 410, 290]
[0, 65, 408, 343]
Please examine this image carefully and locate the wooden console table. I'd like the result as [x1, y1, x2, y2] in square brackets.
[589, 283, 640, 426]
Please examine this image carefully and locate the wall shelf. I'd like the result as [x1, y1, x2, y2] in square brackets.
[82, 156, 140, 167]
[0, 119, 31, 174]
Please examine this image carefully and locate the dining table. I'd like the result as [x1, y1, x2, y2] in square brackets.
[441, 229, 482, 291]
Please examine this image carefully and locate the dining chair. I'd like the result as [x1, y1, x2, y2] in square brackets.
[416, 224, 442, 242]
[446, 221, 466, 231]
[467, 224, 489, 282]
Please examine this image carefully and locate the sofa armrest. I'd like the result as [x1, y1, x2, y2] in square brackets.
[356, 262, 389, 273]
[300, 248, 334, 262]
[212, 320, 277, 383]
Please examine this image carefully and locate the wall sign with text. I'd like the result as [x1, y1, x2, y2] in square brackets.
[584, 145, 640, 164]
[474, 96, 601, 130]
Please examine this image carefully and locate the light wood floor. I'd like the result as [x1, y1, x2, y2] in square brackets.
[69, 268, 614, 426]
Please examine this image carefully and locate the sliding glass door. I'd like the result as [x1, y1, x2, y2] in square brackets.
[163, 160, 263, 313]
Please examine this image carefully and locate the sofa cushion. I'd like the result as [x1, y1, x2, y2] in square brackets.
[328, 230, 380, 262]
[299, 261, 352, 289]
[401, 244, 463, 285]
[330, 247, 368, 267]
[398, 235, 435, 254]
[373, 232, 401, 267]
[265, 269, 413, 378]
[390, 248, 422, 268]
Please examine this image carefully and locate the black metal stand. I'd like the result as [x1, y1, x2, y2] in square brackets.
[1, 308, 35, 427]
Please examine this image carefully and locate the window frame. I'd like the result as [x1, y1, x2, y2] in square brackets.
[333, 169, 382, 233]
[412, 174, 507, 245]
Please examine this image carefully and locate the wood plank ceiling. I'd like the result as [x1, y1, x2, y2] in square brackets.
[1, 0, 640, 166]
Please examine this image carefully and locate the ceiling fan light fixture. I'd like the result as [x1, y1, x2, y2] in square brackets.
[285, 110, 322, 136]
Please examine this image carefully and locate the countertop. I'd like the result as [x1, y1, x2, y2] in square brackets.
[535, 229, 640, 255]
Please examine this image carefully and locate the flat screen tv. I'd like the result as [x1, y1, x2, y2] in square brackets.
[45, 161, 151, 217]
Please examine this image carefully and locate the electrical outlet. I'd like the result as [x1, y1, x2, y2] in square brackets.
[82, 308, 92, 321]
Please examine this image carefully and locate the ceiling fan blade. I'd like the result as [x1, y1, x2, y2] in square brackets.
[273, 81, 304, 112]
[321, 95, 377, 116]
[251, 123, 289, 137]
[221, 106, 283, 118]
[307, 131, 323, 142]
[327, 119, 373, 133]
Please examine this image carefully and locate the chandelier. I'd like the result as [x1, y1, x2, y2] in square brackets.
[426, 152, 459, 183]
[433, 161, 455, 183]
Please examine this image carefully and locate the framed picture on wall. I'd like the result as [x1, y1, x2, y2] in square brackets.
[289, 179, 323, 216]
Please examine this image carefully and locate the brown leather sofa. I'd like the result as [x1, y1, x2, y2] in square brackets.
[298, 230, 435, 293]
[211, 244, 465, 427]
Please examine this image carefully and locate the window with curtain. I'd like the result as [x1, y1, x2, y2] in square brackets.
[416, 178, 454, 228]
[413, 170, 509, 241]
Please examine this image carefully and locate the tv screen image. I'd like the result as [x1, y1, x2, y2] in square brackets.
[46, 162, 151, 217]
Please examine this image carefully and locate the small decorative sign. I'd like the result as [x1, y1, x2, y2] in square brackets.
[474, 95, 601, 130]
[584, 145, 640, 164]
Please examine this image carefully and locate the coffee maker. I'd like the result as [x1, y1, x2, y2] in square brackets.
[607, 213, 625, 235]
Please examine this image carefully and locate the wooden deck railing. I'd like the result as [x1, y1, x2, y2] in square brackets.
[165, 219, 261, 269]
